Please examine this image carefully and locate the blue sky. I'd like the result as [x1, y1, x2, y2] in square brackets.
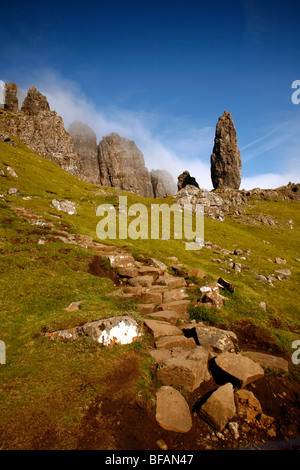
[1, 0, 299, 189]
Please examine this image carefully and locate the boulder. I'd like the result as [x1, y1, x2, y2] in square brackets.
[83, 315, 142, 346]
[7, 187, 19, 196]
[214, 352, 265, 388]
[210, 110, 242, 190]
[188, 268, 206, 279]
[156, 346, 210, 392]
[199, 383, 236, 431]
[109, 254, 135, 268]
[156, 386, 192, 433]
[51, 199, 77, 215]
[186, 325, 238, 357]
[217, 277, 235, 293]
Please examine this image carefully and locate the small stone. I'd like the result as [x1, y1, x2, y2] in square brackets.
[217, 277, 235, 293]
[6, 166, 18, 177]
[228, 421, 239, 439]
[274, 257, 286, 264]
[188, 268, 206, 279]
[7, 187, 19, 196]
[156, 439, 168, 450]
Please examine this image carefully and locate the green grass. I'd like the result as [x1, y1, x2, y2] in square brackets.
[0, 138, 300, 448]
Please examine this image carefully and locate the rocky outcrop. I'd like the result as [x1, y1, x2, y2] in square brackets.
[98, 133, 154, 197]
[68, 121, 100, 184]
[150, 169, 177, 197]
[5, 83, 19, 112]
[210, 111, 242, 190]
[177, 170, 199, 191]
[21, 86, 50, 115]
[0, 84, 83, 178]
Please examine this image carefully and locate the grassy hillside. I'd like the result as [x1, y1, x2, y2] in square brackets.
[0, 138, 299, 449]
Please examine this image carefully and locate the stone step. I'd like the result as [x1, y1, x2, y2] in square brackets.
[158, 300, 190, 320]
[154, 335, 197, 350]
[155, 276, 187, 289]
[143, 319, 183, 338]
[154, 346, 211, 392]
[163, 288, 188, 303]
[140, 291, 163, 304]
[147, 310, 179, 325]
[128, 275, 154, 288]
[136, 303, 156, 315]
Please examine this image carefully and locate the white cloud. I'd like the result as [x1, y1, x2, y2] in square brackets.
[26, 69, 213, 188]
[241, 173, 296, 190]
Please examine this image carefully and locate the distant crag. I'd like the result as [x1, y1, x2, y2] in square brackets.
[68, 121, 100, 185]
[98, 132, 154, 197]
[210, 110, 242, 190]
[151, 169, 177, 198]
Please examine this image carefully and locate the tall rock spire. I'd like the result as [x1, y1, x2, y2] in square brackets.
[210, 111, 242, 190]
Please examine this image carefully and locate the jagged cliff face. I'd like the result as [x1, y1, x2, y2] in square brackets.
[98, 133, 154, 197]
[150, 169, 177, 198]
[0, 82, 189, 198]
[0, 84, 83, 178]
[68, 121, 100, 185]
[210, 110, 242, 190]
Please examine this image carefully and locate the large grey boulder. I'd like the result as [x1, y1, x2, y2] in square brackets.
[82, 315, 142, 346]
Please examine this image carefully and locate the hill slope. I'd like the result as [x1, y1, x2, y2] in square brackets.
[0, 137, 299, 450]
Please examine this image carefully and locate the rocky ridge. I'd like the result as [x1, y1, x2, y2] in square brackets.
[0, 81, 177, 197]
[0, 85, 83, 178]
